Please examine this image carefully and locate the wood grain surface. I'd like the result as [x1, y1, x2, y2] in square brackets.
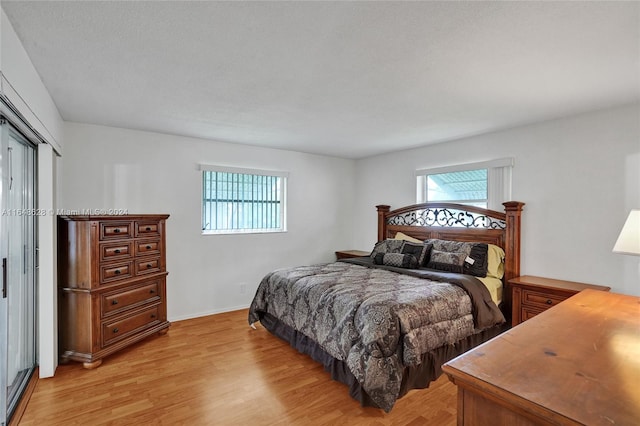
[444, 290, 640, 426]
[19, 309, 458, 425]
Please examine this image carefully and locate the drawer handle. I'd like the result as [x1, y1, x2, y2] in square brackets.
[149, 289, 155, 294]
[114, 249, 121, 254]
[113, 328, 119, 333]
[147, 263, 153, 268]
[111, 300, 118, 305]
[150, 314, 156, 319]
[114, 269, 121, 275]
[146, 226, 152, 231]
[546, 299, 553, 305]
[114, 228, 120, 234]
[146, 245, 151, 250]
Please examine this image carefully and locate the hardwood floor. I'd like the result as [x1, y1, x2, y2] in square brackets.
[19, 309, 457, 425]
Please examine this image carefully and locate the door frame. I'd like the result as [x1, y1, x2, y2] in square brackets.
[0, 116, 39, 426]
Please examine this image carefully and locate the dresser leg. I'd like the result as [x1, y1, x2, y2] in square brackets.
[158, 328, 168, 335]
[82, 359, 103, 369]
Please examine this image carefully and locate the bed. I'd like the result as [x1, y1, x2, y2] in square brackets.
[248, 201, 524, 412]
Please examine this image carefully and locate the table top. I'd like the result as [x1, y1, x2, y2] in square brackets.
[443, 290, 640, 426]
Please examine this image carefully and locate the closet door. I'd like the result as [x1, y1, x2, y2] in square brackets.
[0, 120, 37, 425]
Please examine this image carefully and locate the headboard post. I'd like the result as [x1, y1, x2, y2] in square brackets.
[503, 201, 525, 282]
[376, 205, 391, 242]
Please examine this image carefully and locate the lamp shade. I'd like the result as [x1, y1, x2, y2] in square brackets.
[613, 210, 640, 256]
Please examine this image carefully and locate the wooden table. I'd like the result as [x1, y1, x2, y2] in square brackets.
[443, 290, 640, 425]
[509, 275, 611, 327]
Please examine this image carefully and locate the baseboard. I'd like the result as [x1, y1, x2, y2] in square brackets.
[168, 304, 250, 322]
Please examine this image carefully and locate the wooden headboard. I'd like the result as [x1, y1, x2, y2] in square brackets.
[376, 202, 525, 312]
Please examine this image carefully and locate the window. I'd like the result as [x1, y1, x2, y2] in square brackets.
[201, 165, 287, 234]
[416, 158, 513, 210]
[427, 169, 488, 207]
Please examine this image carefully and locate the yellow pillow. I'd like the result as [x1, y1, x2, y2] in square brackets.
[394, 232, 423, 244]
[487, 244, 505, 279]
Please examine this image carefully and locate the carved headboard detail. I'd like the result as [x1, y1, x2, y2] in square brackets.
[376, 202, 525, 312]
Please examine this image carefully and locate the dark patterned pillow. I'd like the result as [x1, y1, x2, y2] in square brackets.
[401, 241, 432, 266]
[427, 249, 466, 273]
[374, 252, 418, 269]
[369, 239, 404, 259]
[424, 239, 489, 277]
[426, 239, 466, 253]
[463, 243, 489, 277]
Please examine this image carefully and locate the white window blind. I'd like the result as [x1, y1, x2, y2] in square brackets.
[200, 165, 287, 234]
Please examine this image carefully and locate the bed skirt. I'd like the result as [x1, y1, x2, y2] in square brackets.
[259, 312, 505, 409]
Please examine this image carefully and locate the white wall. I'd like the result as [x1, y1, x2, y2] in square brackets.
[353, 103, 640, 296]
[1, 8, 64, 378]
[37, 144, 56, 377]
[60, 122, 355, 320]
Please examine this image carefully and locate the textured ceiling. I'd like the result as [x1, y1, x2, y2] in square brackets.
[2, 1, 639, 159]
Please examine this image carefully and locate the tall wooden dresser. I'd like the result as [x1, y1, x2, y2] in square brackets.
[58, 214, 170, 368]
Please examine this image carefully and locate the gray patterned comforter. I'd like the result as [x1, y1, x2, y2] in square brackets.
[248, 260, 504, 411]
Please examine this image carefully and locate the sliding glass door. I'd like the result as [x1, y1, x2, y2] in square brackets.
[0, 119, 37, 425]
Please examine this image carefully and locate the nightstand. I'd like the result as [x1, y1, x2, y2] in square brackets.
[335, 250, 370, 260]
[509, 275, 610, 327]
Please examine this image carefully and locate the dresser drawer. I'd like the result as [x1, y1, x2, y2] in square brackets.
[135, 258, 161, 275]
[99, 261, 133, 285]
[135, 221, 161, 238]
[99, 221, 134, 240]
[101, 280, 161, 318]
[521, 305, 546, 322]
[102, 305, 161, 347]
[135, 239, 161, 257]
[100, 241, 133, 262]
[521, 289, 566, 309]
